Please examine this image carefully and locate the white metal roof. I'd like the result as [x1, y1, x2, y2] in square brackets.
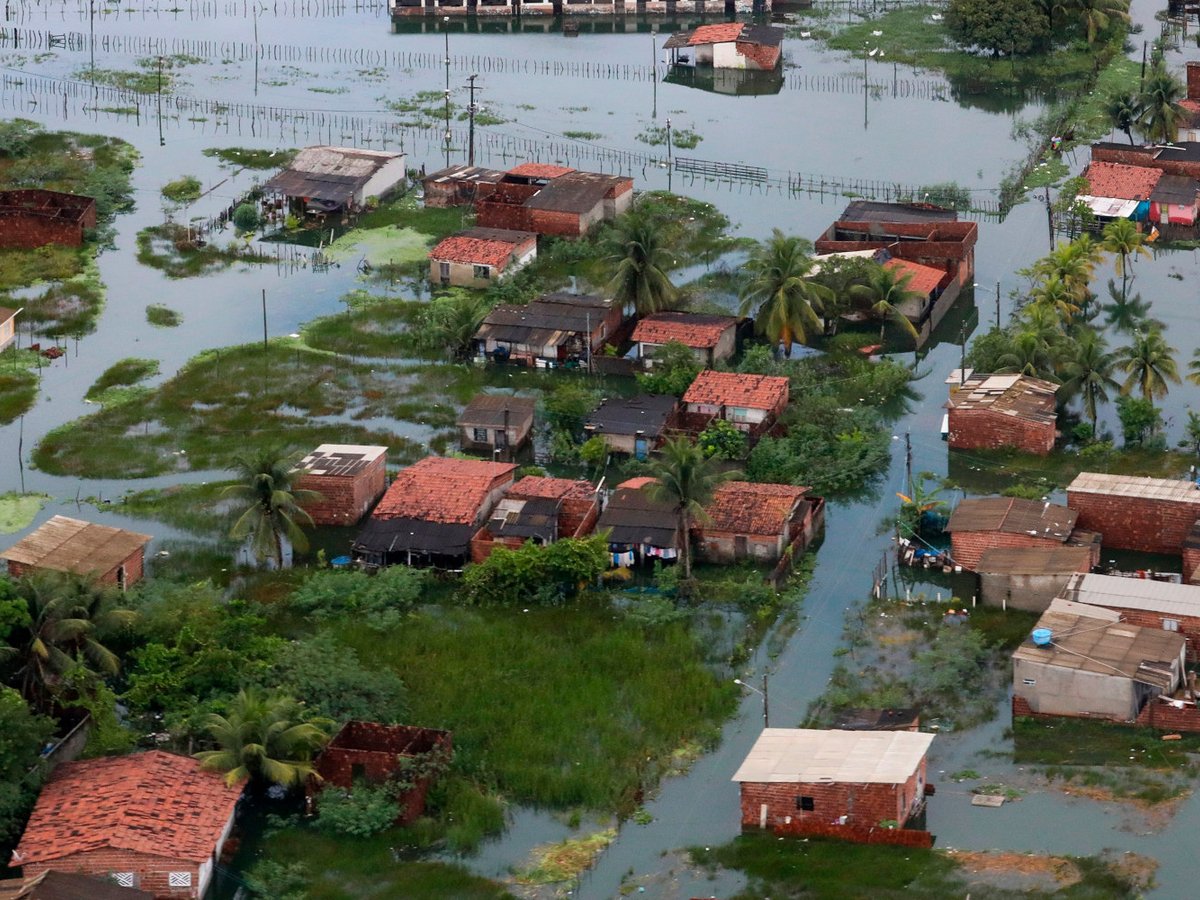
[731, 728, 933, 785]
[1067, 472, 1200, 503]
[1076, 195, 1139, 219]
[1066, 572, 1200, 617]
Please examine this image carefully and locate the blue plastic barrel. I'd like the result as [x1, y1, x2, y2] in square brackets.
[1031, 628, 1052, 647]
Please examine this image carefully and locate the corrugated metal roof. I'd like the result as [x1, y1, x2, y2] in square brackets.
[946, 372, 1058, 425]
[946, 497, 1076, 540]
[584, 395, 678, 438]
[1067, 472, 1200, 503]
[457, 394, 537, 428]
[595, 483, 678, 547]
[975, 546, 1093, 576]
[731, 728, 934, 784]
[296, 444, 387, 477]
[1066, 572, 1200, 617]
[262, 145, 403, 203]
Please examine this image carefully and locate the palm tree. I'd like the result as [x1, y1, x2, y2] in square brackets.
[1106, 92, 1141, 144]
[1029, 274, 1082, 325]
[1076, 0, 1129, 44]
[1186, 347, 1200, 386]
[848, 262, 922, 344]
[418, 289, 493, 361]
[1117, 328, 1180, 401]
[645, 436, 737, 581]
[998, 329, 1059, 380]
[1100, 218, 1150, 299]
[604, 210, 677, 316]
[1035, 239, 1098, 307]
[1059, 329, 1120, 433]
[225, 449, 321, 569]
[195, 688, 332, 789]
[738, 230, 833, 355]
[1140, 65, 1184, 144]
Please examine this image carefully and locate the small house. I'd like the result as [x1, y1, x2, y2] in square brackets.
[583, 394, 680, 459]
[732, 728, 934, 833]
[261, 145, 407, 216]
[945, 497, 1099, 572]
[682, 370, 789, 436]
[0, 306, 19, 351]
[975, 546, 1095, 612]
[294, 444, 388, 526]
[1079, 162, 1162, 222]
[353, 456, 517, 568]
[457, 394, 537, 456]
[312, 722, 452, 825]
[1148, 174, 1200, 227]
[473, 292, 623, 368]
[632, 312, 738, 367]
[0, 871, 154, 900]
[1012, 601, 1185, 722]
[1063, 572, 1200, 661]
[421, 164, 505, 208]
[1091, 141, 1200, 181]
[428, 227, 537, 288]
[595, 477, 681, 566]
[945, 371, 1058, 455]
[10, 751, 242, 899]
[474, 164, 634, 238]
[470, 476, 600, 562]
[663, 23, 783, 71]
[0, 190, 96, 249]
[1067, 472, 1200, 555]
[698, 481, 825, 564]
[3, 515, 152, 589]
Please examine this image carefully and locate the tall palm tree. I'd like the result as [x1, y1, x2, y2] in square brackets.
[1106, 92, 1141, 144]
[1035, 239, 1098, 307]
[1029, 274, 1082, 325]
[998, 329, 1059, 380]
[225, 449, 321, 569]
[419, 289, 493, 361]
[1100, 218, 1150, 299]
[195, 688, 332, 789]
[645, 436, 737, 581]
[848, 262, 922, 344]
[1077, 0, 1129, 44]
[1059, 329, 1120, 433]
[1140, 65, 1184, 144]
[604, 210, 677, 316]
[738, 230, 833, 355]
[1117, 328, 1180, 401]
[1186, 347, 1200, 386]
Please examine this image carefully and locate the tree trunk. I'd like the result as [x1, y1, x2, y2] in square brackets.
[679, 508, 691, 580]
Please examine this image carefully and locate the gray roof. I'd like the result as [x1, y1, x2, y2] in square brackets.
[487, 496, 560, 542]
[475, 293, 616, 348]
[596, 484, 678, 548]
[840, 200, 958, 224]
[1149, 174, 1200, 205]
[1067, 472, 1200, 504]
[585, 394, 678, 438]
[1064, 572, 1200, 618]
[731, 728, 934, 784]
[457, 394, 537, 428]
[975, 546, 1094, 575]
[524, 171, 627, 213]
[946, 497, 1077, 541]
[262, 145, 403, 203]
[0, 871, 154, 900]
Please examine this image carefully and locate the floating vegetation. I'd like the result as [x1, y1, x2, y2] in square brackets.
[146, 304, 182, 327]
[160, 175, 202, 204]
[202, 147, 296, 170]
[637, 124, 702, 149]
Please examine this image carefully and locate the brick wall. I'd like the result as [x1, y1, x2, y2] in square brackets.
[561, 495, 600, 538]
[1135, 699, 1200, 732]
[9, 548, 145, 588]
[22, 850, 202, 898]
[950, 531, 1061, 572]
[947, 408, 1055, 455]
[739, 764, 924, 830]
[0, 210, 86, 248]
[1185, 544, 1200, 584]
[529, 207, 587, 238]
[1067, 491, 1200, 554]
[1091, 144, 1200, 179]
[298, 456, 387, 526]
[772, 819, 934, 848]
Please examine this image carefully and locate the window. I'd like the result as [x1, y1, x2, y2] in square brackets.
[1163, 618, 1180, 632]
[438, 261, 450, 284]
[473, 264, 491, 280]
[730, 407, 750, 421]
[1022, 678, 1037, 686]
[168, 872, 193, 888]
[112, 873, 137, 888]
[796, 796, 814, 811]
[472, 428, 488, 443]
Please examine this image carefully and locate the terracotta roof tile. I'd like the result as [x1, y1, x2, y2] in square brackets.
[510, 476, 596, 503]
[12, 751, 242, 867]
[507, 163, 574, 180]
[429, 230, 532, 268]
[689, 23, 744, 44]
[683, 370, 789, 411]
[735, 41, 781, 70]
[631, 312, 737, 349]
[372, 456, 518, 524]
[1083, 162, 1162, 200]
[704, 482, 808, 536]
[884, 258, 945, 296]
[618, 476, 657, 490]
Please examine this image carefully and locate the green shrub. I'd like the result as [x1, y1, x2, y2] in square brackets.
[285, 567, 428, 630]
[698, 418, 748, 460]
[161, 175, 202, 204]
[459, 536, 609, 606]
[232, 203, 260, 230]
[315, 782, 401, 837]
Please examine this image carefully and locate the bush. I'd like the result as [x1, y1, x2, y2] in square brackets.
[698, 418, 748, 460]
[459, 536, 609, 606]
[1116, 396, 1161, 447]
[945, 0, 1050, 56]
[636, 341, 700, 397]
[285, 567, 428, 630]
[161, 175, 202, 204]
[315, 782, 400, 837]
[267, 634, 408, 725]
[232, 202, 260, 230]
[245, 860, 309, 900]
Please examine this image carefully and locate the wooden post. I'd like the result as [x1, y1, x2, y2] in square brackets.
[261, 289, 268, 349]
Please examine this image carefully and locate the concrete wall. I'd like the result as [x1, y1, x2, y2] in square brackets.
[1067, 490, 1200, 555]
[1013, 657, 1139, 721]
[0, 316, 14, 351]
[947, 408, 1056, 455]
[712, 42, 745, 70]
[460, 418, 532, 451]
[739, 761, 925, 830]
[359, 156, 408, 204]
[979, 571, 1079, 612]
[297, 455, 388, 526]
[950, 531, 1061, 572]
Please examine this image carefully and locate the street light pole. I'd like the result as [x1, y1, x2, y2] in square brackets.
[443, 17, 451, 168]
[734, 676, 769, 728]
[467, 73, 478, 167]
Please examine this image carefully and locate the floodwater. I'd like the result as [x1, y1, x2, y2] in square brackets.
[1, 0, 1200, 896]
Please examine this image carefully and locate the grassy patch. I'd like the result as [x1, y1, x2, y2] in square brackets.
[21, 257, 106, 336]
[0, 492, 48, 532]
[85, 357, 159, 400]
[1013, 716, 1200, 768]
[202, 146, 296, 170]
[145, 304, 181, 327]
[968, 606, 1041, 651]
[115, 481, 236, 536]
[136, 223, 270, 278]
[160, 175, 202, 204]
[73, 54, 197, 94]
[514, 828, 616, 884]
[0, 352, 39, 424]
[354, 193, 467, 237]
[637, 124, 702, 149]
[562, 130, 603, 140]
[302, 292, 421, 358]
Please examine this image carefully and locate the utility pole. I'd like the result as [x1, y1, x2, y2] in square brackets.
[995, 281, 1001, 328]
[156, 55, 164, 146]
[443, 17, 451, 168]
[665, 117, 672, 169]
[650, 26, 658, 120]
[1141, 40, 1148, 89]
[261, 289, 268, 350]
[466, 74, 478, 167]
[761, 671, 769, 729]
[959, 322, 966, 385]
[904, 431, 913, 499]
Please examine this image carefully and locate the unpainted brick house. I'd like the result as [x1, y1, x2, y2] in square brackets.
[697, 481, 825, 564]
[1063, 572, 1200, 661]
[945, 497, 1100, 573]
[470, 476, 600, 563]
[0, 870, 154, 900]
[294, 444, 388, 526]
[0, 190, 96, 249]
[2, 515, 151, 589]
[945, 371, 1058, 455]
[474, 163, 633, 238]
[1067, 472, 1200, 556]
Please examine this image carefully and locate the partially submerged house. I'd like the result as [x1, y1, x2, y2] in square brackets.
[474, 163, 634, 238]
[1148, 174, 1200, 227]
[0, 871, 154, 900]
[261, 146, 407, 216]
[1078, 161, 1161, 222]
[975, 546, 1095, 612]
[945, 497, 1100, 572]
[10, 751, 242, 899]
[473, 292, 622, 368]
[312, 722, 452, 825]
[0, 306, 19, 352]
[471, 476, 600, 562]
[1063, 572, 1200, 660]
[632, 312, 739, 367]
[1091, 140, 1200, 181]
[682, 370, 789, 436]
[663, 23, 783, 71]
[583, 394, 680, 459]
[2, 515, 152, 589]
[457, 394, 537, 456]
[883, 257, 950, 333]
[698, 481, 825, 565]
[0, 189, 96, 249]
[421, 164, 504, 208]
[595, 477, 681, 566]
[1012, 600, 1185, 722]
[945, 371, 1059, 455]
[293, 444, 388, 526]
[1067, 472, 1200, 555]
[428, 227, 537, 288]
[732, 728, 934, 833]
[353, 457, 517, 568]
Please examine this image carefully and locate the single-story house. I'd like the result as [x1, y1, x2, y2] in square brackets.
[428, 227, 537, 288]
[0, 306, 19, 352]
[470, 476, 600, 562]
[1012, 600, 1185, 722]
[945, 497, 1100, 572]
[632, 312, 739, 367]
[1148, 174, 1200, 227]
[457, 394, 537, 456]
[312, 722, 452, 825]
[261, 145, 407, 215]
[732, 728, 934, 832]
[975, 546, 1095, 612]
[0, 190, 96, 249]
[421, 164, 505, 208]
[682, 370, 789, 435]
[1079, 162, 1162, 222]
[474, 163, 634, 238]
[945, 371, 1059, 455]
[663, 22, 784, 71]
[1180, 61, 1200, 141]
[293, 444, 388, 527]
[1090, 141, 1200, 181]
[10, 751, 242, 899]
[884, 257, 951, 335]
[595, 477, 681, 566]
[2, 515, 152, 589]
[0, 871, 154, 900]
[473, 292, 623, 368]
[698, 481, 825, 564]
[353, 456, 517, 568]
[583, 394, 680, 459]
[1063, 572, 1200, 661]
[1067, 472, 1200, 555]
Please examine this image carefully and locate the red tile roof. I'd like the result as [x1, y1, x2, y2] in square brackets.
[373, 456, 518, 524]
[884, 258, 946, 297]
[689, 23, 744, 45]
[1083, 162, 1162, 201]
[683, 370, 790, 411]
[429, 234, 525, 268]
[736, 41, 781, 70]
[510, 476, 596, 503]
[632, 312, 738, 349]
[705, 481, 808, 536]
[618, 476, 657, 490]
[12, 751, 242, 867]
[507, 163, 574, 180]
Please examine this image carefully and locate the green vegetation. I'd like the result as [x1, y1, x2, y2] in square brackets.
[73, 54, 199, 94]
[160, 175, 202, 204]
[301, 292, 420, 358]
[1014, 717, 1200, 767]
[562, 130, 603, 140]
[136, 223, 270, 277]
[85, 357, 159, 401]
[22, 261, 106, 336]
[145, 304, 182, 327]
[514, 828, 616, 885]
[459, 536, 609, 606]
[0, 493, 46, 533]
[117, 482, 235, 535]
[0, 353, 38, 425]
[202, 147, 296, 170]
[636, 124, 702, 149]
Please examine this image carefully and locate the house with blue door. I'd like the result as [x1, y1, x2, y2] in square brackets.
[1079, 162, 1161, 222]
[583, 394, 680, 460]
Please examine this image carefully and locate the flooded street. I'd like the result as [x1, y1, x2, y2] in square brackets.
[2, 0, 1200, 895]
